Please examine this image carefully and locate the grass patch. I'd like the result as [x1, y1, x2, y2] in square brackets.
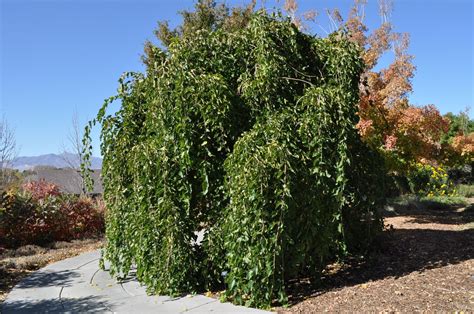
[419, 195, 468, 207]
[387, 194, 468, 212]
[455, 184, 474, 198]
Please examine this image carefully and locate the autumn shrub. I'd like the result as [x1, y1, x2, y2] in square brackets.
[85, 11, 386, 308]
[22, 179, 61, 200]
[56, 196, 105, 241]
[0, 181, 104, 248]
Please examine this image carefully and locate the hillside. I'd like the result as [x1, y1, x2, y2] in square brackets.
[10, 153, 102, 170]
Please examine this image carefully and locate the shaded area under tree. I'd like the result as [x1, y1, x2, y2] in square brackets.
[282, 200, 474, 311]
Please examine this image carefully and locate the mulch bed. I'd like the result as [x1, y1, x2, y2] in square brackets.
[0, 238, 103, 302]
[277, 200, 474, 312]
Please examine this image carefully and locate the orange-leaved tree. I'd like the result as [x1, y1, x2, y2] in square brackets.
[285, 0, 450, 172]
[344, 0, 449, 172]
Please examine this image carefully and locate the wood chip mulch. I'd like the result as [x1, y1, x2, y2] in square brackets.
[277, 200, 474, 313]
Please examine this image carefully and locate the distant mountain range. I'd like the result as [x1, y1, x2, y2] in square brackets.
[10, 153, 102, 171]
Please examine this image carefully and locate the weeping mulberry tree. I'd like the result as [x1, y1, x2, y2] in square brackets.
[84, 6, 386, 309]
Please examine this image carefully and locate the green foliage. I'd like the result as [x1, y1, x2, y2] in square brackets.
[153, 0, 255, 49]
[455, 184, 474, 198]
[85, 10, 386, 309]
[443, 111, 474, 143]
[407, 163, 455, 197]
[387, 194, 467, 211]
[447, 165, 474, 185]
[418, 195, 467, 207]
[0, 168, 25, 192]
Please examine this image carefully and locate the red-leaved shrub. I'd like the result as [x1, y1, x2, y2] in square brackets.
[22, 179, 61, 200]
[0, 180, 105, 248]
[57, 197, 105, 241]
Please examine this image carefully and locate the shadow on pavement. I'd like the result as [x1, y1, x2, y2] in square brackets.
[15, 269, 81, 289]
[1, 295, 111, 313]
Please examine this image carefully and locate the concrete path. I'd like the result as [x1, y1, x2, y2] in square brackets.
[2, 250, 269, 313]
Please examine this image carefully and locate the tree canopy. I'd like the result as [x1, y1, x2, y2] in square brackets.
[84, 4, 386, 308]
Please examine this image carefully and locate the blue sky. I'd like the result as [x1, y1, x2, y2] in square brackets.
[1, 0, 473, 157]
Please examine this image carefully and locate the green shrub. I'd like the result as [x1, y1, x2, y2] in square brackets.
[407, 163, 455, 197]
[85, 11, 386, 308]
[447, 165, 473, 184]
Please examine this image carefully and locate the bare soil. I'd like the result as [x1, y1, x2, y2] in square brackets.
[278, 199, 474, 313]
[0, 238, 103, 302]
